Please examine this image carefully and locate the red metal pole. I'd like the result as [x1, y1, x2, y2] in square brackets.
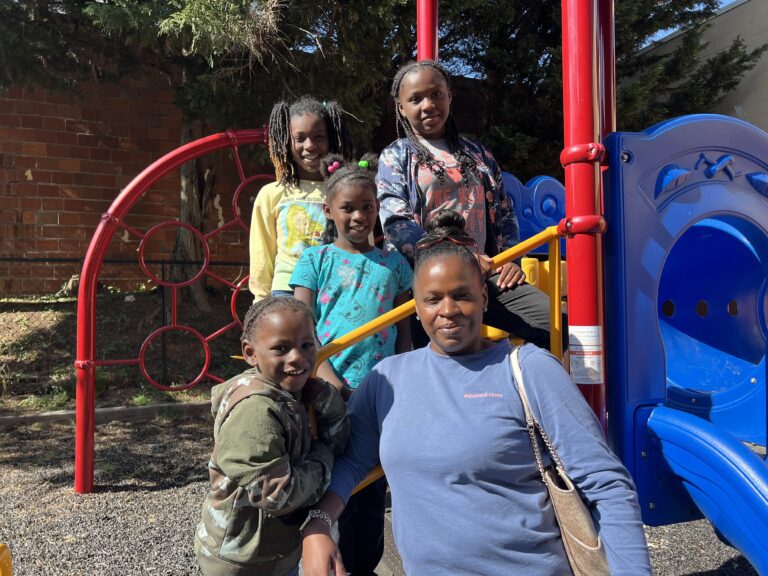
[596, 0, 615, 427]
[561, 0, 606, 427]
[74, 221, 113, 494]
[598, 0, 616, 136]
[417, 0, 438, 61]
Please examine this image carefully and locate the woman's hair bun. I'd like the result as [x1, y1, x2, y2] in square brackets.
[424, 209, 467, 237]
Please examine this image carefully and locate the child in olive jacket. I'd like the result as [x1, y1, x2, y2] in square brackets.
[194, 297, 348, 576]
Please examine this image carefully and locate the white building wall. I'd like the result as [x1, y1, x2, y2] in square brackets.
[647, 0, 768, 131]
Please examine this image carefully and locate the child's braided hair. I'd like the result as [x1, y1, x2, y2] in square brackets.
[241, 296, 316, 342]
[390, 60, 477, 184]
[318, 153, 379, 244]
[268, 97, 351, 185]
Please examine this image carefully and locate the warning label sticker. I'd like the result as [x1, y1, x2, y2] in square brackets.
[568, 325, 603, 385]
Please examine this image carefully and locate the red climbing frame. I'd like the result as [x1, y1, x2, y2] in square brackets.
[74, 128, 269, 494]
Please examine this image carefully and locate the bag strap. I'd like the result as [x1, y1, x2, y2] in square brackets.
[510, 347, 565, 481]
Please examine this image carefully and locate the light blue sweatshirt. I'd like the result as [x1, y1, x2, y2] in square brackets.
[329, 341, 651, 576]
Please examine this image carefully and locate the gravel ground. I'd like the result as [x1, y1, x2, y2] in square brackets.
[0, 416, 758, 576]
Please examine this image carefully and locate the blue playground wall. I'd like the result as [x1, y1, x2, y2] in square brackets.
[503, 173, 566, 255]
[603, 114, 768, 570]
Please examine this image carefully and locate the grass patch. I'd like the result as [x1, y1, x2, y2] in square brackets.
[19, 388, 70, 411]
[130, 394, 154, 407]
[1, 289, 242, 416]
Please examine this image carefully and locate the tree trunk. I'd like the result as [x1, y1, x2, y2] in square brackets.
[170, 110, 215, 312]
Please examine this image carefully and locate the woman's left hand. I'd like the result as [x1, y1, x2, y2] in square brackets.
[302, 528, 348, 576]
[495, 262, 526, 290]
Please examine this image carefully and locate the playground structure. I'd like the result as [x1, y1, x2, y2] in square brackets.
[70, 0, 768, 573]
[604, 113, 768, 572]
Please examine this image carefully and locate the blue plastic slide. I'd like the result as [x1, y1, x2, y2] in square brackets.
[646, 406, 768, 574]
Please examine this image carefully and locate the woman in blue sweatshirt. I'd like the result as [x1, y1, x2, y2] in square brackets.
[300, 210, 651, 576]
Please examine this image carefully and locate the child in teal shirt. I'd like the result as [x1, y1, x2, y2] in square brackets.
[290, 153, 411, 575]
[291, 154, 412, 390]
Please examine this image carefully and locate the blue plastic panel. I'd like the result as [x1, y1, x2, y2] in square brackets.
[659, 218, 766, 444]
[503, 173, 566, 255]
[603, 115, 768, 474]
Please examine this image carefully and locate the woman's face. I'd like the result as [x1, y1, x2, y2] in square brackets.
[414, 254, 487, 356]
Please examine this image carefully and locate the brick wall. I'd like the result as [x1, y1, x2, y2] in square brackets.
[0, 70, 268, 294]
[0, 70, 487, 295]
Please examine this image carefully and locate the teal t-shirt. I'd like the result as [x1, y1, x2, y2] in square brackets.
[290, 244, 412, 388]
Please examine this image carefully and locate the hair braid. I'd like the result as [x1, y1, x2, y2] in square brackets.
[268, 101, 293, 184]
[413, 210, 482, 279]
[390, 60, 478, 184]
[324, 101, 351, 160]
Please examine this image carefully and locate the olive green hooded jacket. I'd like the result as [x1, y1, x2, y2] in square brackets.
[194, 368, 348, 576]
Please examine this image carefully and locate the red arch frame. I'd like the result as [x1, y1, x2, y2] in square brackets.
[74, 128, 268, 494]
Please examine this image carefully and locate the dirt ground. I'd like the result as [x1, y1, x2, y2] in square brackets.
[0, 293, 759, 575]
[0, 288, 250, 417]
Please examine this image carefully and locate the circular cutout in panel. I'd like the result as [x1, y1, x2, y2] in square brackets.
[661, 300, 675, 318]
[139, 325, 211, 391]
[659, 216, 767, 445]
[233, 174, 276, 232]
[231, 275, 253, 328]
[138, 221, 210, 288]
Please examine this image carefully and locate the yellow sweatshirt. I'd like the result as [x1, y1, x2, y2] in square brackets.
[248, 180, 326, 301]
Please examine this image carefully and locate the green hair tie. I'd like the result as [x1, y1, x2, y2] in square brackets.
[358, 160, 369, 168]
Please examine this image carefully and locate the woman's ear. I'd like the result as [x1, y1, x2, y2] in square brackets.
[242, 340, 259, 368]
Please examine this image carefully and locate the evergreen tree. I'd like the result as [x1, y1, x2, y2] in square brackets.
[438, 0, 766, 181]
[0, 1, 133, 91]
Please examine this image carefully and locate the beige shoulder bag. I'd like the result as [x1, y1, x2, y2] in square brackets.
[510, 347, 611, 576]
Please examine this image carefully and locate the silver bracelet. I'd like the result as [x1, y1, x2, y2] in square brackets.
[302, 509, 333, 533]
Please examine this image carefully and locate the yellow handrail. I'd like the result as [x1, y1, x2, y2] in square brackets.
[0, 543, 12, 576]
[318, 225, 562, 365]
